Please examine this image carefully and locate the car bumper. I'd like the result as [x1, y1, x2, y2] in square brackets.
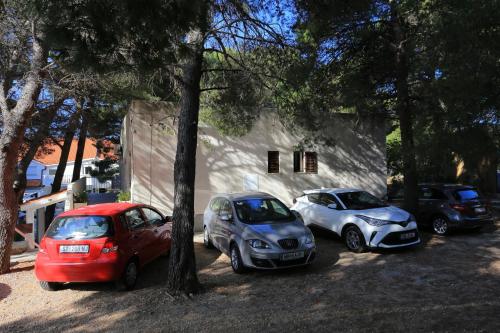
[365, 223, 421, 249]
[242, 246, 316, 269]
[450, 216, 494, 229]
[35, 253, 123, 283]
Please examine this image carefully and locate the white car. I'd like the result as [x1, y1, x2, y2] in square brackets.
[290, 188, 420, 252]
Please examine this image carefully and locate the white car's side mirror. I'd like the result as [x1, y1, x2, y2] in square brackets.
[327, 203, 338, 210]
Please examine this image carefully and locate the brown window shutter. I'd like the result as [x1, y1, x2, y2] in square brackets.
[305, 152, 318, 173]
[268, 151, 280, 173]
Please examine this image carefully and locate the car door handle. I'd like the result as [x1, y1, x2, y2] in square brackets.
[132, 234, 139, 240]
[153, 229, 158, 233]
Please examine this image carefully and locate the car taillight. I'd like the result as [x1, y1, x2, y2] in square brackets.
[39, 238, 47, 253]
[451, 204, 471, 214]
[101, 240, 118, 254]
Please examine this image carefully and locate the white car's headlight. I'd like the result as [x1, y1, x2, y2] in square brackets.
[356, 215, 391, 227]
[248, 239, 271, 249]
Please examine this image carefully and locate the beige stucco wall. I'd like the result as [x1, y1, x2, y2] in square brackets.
[121, 100, 387, 230]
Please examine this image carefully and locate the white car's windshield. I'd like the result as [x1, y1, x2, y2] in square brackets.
[337, 191, 388, 210]
[233, 198, 295, 224]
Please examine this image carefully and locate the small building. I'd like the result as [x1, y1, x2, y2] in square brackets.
[120, 100, 387, 230]
[25, 138, 117, 195]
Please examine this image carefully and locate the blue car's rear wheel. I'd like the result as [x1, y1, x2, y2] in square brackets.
[432, 216, 449, 235]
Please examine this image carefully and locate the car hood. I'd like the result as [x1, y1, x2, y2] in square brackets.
[242, 220, 309, 244]
[353, 205, 410, 222]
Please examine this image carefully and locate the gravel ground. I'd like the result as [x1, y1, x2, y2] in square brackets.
[1, 218, 500, 333]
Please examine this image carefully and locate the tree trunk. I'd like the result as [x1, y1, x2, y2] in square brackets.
[166, 28, 207, 295]
[391, 5, 419, 214]
[72, 110, 89, 182]
[16, 100, 63, 203]
[0, 23, 46, 274]
[45, 114, 79, 224]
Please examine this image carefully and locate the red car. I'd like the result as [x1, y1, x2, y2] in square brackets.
[35, 203, 171, 291]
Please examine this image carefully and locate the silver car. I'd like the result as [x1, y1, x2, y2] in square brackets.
[203, 192, 316, 273]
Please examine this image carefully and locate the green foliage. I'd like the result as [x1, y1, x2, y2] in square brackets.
[387, 126, 403, 177]
[200, 52, 267, 136]
[90, 157, 119, 183]
[117, 191, 130, 202]
[73, 191, 88, 203]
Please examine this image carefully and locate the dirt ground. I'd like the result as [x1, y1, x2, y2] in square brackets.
[1, 218, 500, 332]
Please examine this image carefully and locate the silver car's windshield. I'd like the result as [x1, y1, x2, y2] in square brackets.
[233, 198, 295, 224]
[336, 191, 388, 210]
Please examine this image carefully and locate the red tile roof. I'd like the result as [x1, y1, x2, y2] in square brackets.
[34, 138, 116, 165]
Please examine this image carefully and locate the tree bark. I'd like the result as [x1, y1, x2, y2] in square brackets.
[166, 24, 207, 295]
[391, 5, 419, 214]
[72, 110, 89, 182]
[45, 113, 79, 224]
[0, 22, 46, 274]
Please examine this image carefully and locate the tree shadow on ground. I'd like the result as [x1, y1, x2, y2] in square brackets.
[1, 218, 499, 332]
[0, 283, 11, 300]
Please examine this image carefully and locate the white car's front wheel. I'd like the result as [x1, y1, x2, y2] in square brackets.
[344, 226, 367, 253]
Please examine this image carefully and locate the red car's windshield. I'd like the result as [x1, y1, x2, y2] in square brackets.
[46, 216, 114, 240]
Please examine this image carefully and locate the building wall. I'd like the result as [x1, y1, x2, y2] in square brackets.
[122, 100, 387, 230]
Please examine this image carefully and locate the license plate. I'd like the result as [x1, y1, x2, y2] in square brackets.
[281, 251, 304, 261]
[475, 207, 486, 214]
[59, 245, 89, 253]
[400, 232, 416, 240]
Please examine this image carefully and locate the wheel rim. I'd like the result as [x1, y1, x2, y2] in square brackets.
[231, 248, 239, 270]
[204, 228, 209, 244]
[346, 230, 360, 250]
[125, 262, 137, 286]
[433, 218, 447, 234]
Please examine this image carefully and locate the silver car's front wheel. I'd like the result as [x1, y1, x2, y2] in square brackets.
[203, 227, 214, 248]
[432, 217, 449, 235]
[230, 245, 246, 274]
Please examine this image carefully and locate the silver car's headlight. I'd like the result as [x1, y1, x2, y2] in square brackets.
[305, 234, 314, 245]
[248, 239, 271, 249]
[356, 215, 391, 227]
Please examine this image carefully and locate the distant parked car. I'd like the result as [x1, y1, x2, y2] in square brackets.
[35, 203, 171, 291]
[410, 184, 493, 235]
[290, 188, 420, 252]
[203, 192, 316, 273]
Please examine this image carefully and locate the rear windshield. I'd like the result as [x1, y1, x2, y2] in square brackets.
[46, 216, 114, 240]
[233, 198, 295, 224]
[453, 189, 480, 201]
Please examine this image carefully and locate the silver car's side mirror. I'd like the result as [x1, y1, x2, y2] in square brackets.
[327, 203, 338, 210]
[219, 213, 233, 222]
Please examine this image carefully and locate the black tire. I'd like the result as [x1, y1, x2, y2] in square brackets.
[116, 259, 138, 291]
[203, 226, 214, 249]
[431, 216, 450, 236]
[39, 281, 62, 291]
[160, 249, 170, 257]
[471, 226, 483, 233]
[344, 226, 367, 253]
[230, 244, 246, 274]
